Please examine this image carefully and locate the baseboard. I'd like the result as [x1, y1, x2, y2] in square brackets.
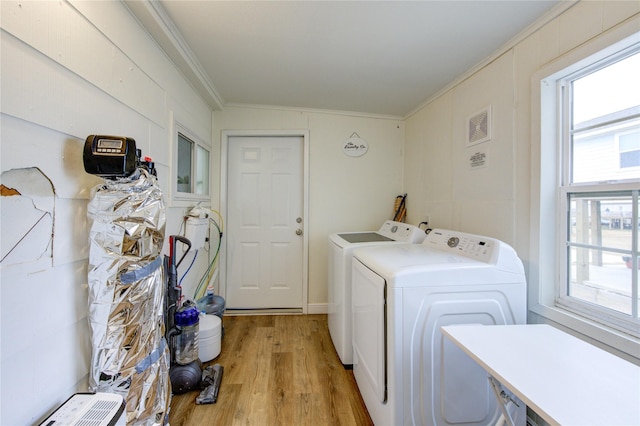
[226, 308, 302, 315]
[223, 304, 328, 316]
[307, 303, 327, 314]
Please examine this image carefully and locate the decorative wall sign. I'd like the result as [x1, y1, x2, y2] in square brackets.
[466, 105, 492, 146]
[468, 148, 488, 170]
[343, 132, 368, 157]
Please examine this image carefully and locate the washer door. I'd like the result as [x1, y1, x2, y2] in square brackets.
[352, 259, 386, 403]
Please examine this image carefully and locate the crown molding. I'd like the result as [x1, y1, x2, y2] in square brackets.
[123, 0, 225, 110]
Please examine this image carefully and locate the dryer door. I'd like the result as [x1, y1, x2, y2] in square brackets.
[352, 259, 386, 403]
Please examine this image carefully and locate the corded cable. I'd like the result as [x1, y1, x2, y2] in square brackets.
[195, 220, 222, 299]
[193, 215, 224, 300]
[179, 249, 198, 286]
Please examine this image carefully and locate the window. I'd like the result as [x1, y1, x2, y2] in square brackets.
[547, 39, 640, 337]
[175, 125, 210, 199]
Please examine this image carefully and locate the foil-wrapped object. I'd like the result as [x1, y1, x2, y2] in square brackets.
[87, 169, 170, 425]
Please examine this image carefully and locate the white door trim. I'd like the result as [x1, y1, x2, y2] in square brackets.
[220, 129, 309, 314]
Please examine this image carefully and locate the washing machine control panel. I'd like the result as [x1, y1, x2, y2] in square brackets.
[378, 221, 426, 243]
[425, 229, 498, 263]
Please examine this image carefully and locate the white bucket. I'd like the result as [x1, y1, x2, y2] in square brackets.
[198, 314, 222, 362]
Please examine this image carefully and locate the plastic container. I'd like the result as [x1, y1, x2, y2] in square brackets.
[174, 305, 200, 365]
[197, 292, 226, 319]
[198, 314, 222, 362]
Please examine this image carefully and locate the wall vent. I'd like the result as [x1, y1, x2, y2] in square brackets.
[467, 106, 492, 146]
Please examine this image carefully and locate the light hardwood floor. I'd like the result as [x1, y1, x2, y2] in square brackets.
[169, 314, 373, 425]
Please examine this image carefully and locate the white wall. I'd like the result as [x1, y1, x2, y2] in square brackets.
[404, 51, 518, 245]
[0, 1, 213, 424]
[213, 106, 405, 308]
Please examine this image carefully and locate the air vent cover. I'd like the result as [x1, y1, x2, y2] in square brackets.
[467, 106, 491, 146]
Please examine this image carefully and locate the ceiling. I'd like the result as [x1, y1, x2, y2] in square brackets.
[128, 1, 566, 117]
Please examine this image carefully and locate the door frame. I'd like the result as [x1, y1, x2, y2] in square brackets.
[220, 129, 310, 313]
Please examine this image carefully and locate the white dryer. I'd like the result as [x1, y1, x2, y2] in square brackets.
[328, 220, 425, 366]
[352, 229, 527, 426]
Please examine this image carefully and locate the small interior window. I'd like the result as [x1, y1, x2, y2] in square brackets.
[174, 125, 210, 200]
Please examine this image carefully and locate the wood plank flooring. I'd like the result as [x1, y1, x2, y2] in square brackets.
[169, 314, 373, 425]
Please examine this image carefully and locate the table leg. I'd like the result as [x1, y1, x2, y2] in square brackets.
[489, 376, 519, 426]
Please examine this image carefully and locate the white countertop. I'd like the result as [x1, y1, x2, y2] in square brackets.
[441, 324, 640, 426]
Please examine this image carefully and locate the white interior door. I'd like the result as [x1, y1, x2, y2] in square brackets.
[225, 135, 304, 309]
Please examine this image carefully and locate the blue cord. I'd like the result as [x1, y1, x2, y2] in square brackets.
[179, 249, 198, 286]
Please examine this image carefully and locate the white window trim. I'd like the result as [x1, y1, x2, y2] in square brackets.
[530, 20, 640, 361]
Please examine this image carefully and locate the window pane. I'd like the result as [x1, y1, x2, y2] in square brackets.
[569, 193, 634, 247]
[567, 247, 633, 315]
[572, 52, 640, 124]
[177, 133, 193, 193]
[572, 123, 640, 183]
[571, 52, 640, 184]
[195, 145, 209, 196]
[567, 192, 636, 316]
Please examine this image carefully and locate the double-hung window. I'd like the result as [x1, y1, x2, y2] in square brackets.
[553, 42, 640, 337]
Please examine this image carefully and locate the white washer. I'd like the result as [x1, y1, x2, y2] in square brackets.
[328, 220, 425, 366]
[352, 229, 527, 426]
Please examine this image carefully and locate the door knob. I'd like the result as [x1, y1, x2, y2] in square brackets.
[296, 229, 303, 236]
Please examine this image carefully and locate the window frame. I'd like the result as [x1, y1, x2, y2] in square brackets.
[530, 22, 640, 361]
[555, 46, 640, 337]
[173, 121, 211, 203]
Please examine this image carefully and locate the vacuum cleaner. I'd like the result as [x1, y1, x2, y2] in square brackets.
[165, 235, 224, 400]
[165, 235, 204, 394]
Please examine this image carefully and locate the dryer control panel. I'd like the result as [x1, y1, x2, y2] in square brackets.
[424, 229, 498, 263]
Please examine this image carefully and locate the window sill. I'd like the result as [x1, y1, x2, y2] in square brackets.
[530, 303, 640, 365]
[170, 192, 210, 207]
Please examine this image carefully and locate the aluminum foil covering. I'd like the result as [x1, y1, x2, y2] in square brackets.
[87, 169, 170, 425]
